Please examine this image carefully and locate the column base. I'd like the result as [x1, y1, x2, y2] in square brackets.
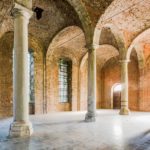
[119, 108, 130, 115]
[9, 121, 33, 138]
[85, 113, 96, 122]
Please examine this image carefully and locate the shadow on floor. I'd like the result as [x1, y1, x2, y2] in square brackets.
[33, 120, 85, 126]
[125, 130, 150, 150]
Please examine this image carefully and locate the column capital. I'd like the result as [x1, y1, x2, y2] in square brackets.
[11, 3, 33, 20]
[14, 0, 32, 9]
[119, 59, 130, 63]
[85, 44, 95, 52]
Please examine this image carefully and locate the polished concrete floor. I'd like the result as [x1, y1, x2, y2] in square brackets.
[0, 110, 150, 150]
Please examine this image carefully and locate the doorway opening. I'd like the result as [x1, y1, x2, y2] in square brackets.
[111, 83, 121, 109]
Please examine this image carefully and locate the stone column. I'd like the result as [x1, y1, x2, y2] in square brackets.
[9, 3, 33, 137]
[85, 46, 96, 122]
[119, 60, 130, 115]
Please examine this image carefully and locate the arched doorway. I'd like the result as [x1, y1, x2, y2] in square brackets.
[111, 84, 121, 109]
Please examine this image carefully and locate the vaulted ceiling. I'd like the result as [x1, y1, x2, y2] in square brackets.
[0, 0, 114, 49]
[0, 0, 150, 66]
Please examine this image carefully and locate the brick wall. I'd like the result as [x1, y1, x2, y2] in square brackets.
[138, 43, 150, 111]
[128, 56, 139, 110]
[139, 59, 150, 111]
[46, 48, 79, 112]
[0, 32, 13, 118]
[0, 32, 44, 118]
[79, 58, 101, 110]
[101, 55, 139, 111]
[79, 60, 88, 111]
[101, 58, 121, 108]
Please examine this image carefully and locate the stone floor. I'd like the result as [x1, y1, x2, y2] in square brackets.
[0, 110, 150, 150]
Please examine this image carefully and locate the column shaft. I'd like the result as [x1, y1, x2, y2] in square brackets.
[119, 60, 130, 115]
[14, 10, 29, 122]
[9, 3, 33, 137]
[85, 47, 96, 122]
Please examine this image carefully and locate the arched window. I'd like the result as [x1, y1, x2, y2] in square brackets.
[28, 50, 35, 114]
[59, 58, 72, 103]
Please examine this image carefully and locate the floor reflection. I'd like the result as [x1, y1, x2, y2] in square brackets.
[0, 110, 150, 150]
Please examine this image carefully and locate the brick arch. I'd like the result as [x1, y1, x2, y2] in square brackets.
[46, 26, 87, 112]
[66, 0, 94, 46]
[126, 29, 150, 69]
[15, 0, 93, 46]
[47, 47, 78, 66]
[96, 44, 119, 68]
[0, 31, 45, 118]
[46, 46, 80, 112]
[48, 26, 86, 52]
[94, 24, 126, 58]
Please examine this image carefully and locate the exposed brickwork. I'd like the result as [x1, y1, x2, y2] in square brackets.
[1, 0, 150, 118]
[96, 67, 102, 108]
[46, 49, 79, 112]
[79, 56, 102, 110]
[0, 32, 44, 118]
[128, 55, 139, 111]
[101, 54, 139, 111]
[101, 57, 121, 108]
[79, 59, 88, 110]
[29, 36, 44, 114]
[0, 32, 13, 118]
[96, 0, 150, 49]
[138, 43, 150, 111]
[139, 66, 150, 111]
[46, 26, 86, 112]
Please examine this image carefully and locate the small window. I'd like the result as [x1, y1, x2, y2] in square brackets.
[59, 58, 72, 103]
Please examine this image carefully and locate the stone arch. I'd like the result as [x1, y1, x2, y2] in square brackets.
[66, 0, 93, 46]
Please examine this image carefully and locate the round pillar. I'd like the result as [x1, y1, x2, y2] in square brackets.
[119, 60, 130, 115]
[9, 3, 33, 137]
[85, 46, 96, 122]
